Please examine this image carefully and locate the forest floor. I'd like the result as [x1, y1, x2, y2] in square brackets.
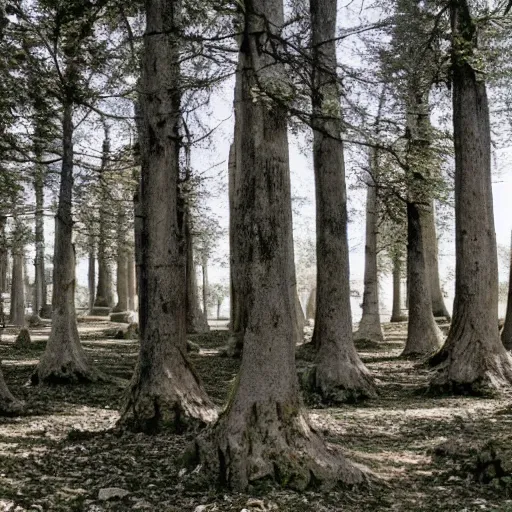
[1, 321, 512, 512]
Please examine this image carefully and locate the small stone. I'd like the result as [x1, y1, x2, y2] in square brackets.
[132, 500, 153, 510]
[194, 506, 208, 512]
[98, 488, 130, 501]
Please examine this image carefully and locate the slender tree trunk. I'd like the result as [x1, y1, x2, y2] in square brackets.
[118, 0, 216, 433]
[0, 214, 7, 294]
[113, 213, 129, 313]
[423, 202, 450, 319]
[33, 164, 46, 318]
[502, 232, 512, 350]
[0, 366, 22, 415]
[185, 214, 209, 333]
[429, 0, 512, 393]
[127, 250, 136, 311]
[33, 96, 95, 384]
[306, 287, 316, 321]
[9, 249, 25, 327]
[390, 252, 405, 322]
[307, 0, 375, 402]
[355, 162, 384, 344]
[202, 254, 208, 320]
[88, 242, 96, 314]
[217, 301, 221, 320]
[194, 0, 364, 489]
[402, 203, 443, 357]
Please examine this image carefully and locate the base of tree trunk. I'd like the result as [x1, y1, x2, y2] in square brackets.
[302, 356, 377, 404]
[28, 315, 44, 327]
[91, 307, 111, 317]
[117, 351, 217, 434]
[39, 305, 52, 319]
[110, 311, 132, 324]
[354, 319, 384, 345]
[0, 369, 23, 416]
[427, 341, 512, 396]
[14, 328, 31, 349]
[390, 315, 408, 323]
[190, 407, 367, 491]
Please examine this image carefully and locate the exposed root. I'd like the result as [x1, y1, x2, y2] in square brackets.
[31, 362, 99, 386]
[191, 407, 368, 491]
[0, 396, 24, 416]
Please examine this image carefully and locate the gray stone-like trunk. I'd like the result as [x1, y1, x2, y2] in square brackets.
[308, 0, 375, 402]
[194, 0, 365, 490]
[117, 0, 216, 433]
[502, 232, 512, 350]
[33, 97, 95, 384]
[429, 1, 512, 393]
[390, 253, 406, 322]
[9, 249, 25, 327]
[355, 168, 384, 344]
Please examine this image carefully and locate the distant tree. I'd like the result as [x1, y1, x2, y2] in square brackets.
[502, 232, 512, 349]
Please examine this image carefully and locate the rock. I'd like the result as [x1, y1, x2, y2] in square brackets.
[98, 488, 130, 501]
[14, 327, 31, 348]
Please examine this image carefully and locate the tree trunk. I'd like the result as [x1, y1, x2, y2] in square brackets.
[402, 203, 443, 357]
[33, 97, 95, 384]
[113, 214, 129, 313]
[306, 287, 316, 321]
[355, 164, 384, 344]
[93, 126, 114, 314]
[428, 0, 512, 393]
[217, 300, 221, 320]
[127, 250, 136, 311]
[0, 215, 7, 294]
[193, 0, 365, 490]
[0, 366, 22, 415]
[424, 201, 450, 319]
[88, 239, 96, 313]
[201, 255, 208, 320]
[502, 231, 512, 350]
[390, 252, 405, 322]
[117, 0, 216, 433]
[33, 163, 47, 318]
[185, 213, 209, 334]
[9, 249, 25, 327]
[307, 0, 375, 402]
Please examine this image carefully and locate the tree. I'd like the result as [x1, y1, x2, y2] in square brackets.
[193, 0, 365, 490]
[429, 0, 512, 393]
[117, 0, 216, 433]
[0, 366, 23, 416]
[502, 232, 512, 349]
[307, 0, 376, 401]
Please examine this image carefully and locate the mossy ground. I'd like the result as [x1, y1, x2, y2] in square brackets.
[0, 321, 511, 511]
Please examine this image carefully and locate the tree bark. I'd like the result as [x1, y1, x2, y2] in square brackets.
[502, 232, 512, 350]
[390, 252, 406, 322]
[193, 0, 365, 490]
[127, 250, 136, 311]
[0, 365, 22, 416]
[355, 165, 384, 344]
[423, 202, 450, 319]
[33, 160, 47, 318]
[9, 248, 25, 327]
[0, 214, 7, 294]
[307, 0, 375, 402]
[201, 254, 208, 320]
[402, 202, 443, 357]
[88, 239, 96, 313]
[113, 213, 129, 313]
[428, 0, 512, 393]
[118, 0, 216, 433]
[32, 95, 95, 384]
[306, 287, 316, 321]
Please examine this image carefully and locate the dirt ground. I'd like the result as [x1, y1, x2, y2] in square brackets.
[1, 321, 512, 512]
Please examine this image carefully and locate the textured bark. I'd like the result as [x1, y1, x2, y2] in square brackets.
[9, 249, 25, 327]
[424, 202, 450, 319]
[185, 214, 209, 334]
[402, 203, 443, 357]
[33, 160, 47, 317]
[88, 241, 96, 313]
[428, 1, 512, 394]
[502, 232, 512, 350]
[127, 250, 137, 311]
[93, 127, 114, 312]
[306, 287, 316, 321]
[355, 169, 384, 344]
[33, 96, 95, 384]
[0, 215, 7, 294]
[308, 0, 375, 402]
[0, 365, 23, 416]
[194, 0, 365, 490]
[390, 253, 406, 322]
[118, 0, 216, 433]
[201, 255, 208, 320]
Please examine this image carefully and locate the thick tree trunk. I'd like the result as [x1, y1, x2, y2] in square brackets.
[194, 0, 365, 490]
[355, 167, 384, 344]
[502, 232, 512, 350]
[428, 1, 512, 393]
[33, 98, 95, 384]
[9, 249, 25, 327]
[402, 203, 443, 357]
[185, 214, 209, 334]
[307, 0, 375, 402]
[0, 366, 22, 415]
[127, 250, 136, 311]
[118, 0, 216, 433]
[88, 241, 96, 313]
[201, 255, 208, 320]
[33, 164, 47, 318]
[424, 202, 450, 319]
[390, 252, 406, 322]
